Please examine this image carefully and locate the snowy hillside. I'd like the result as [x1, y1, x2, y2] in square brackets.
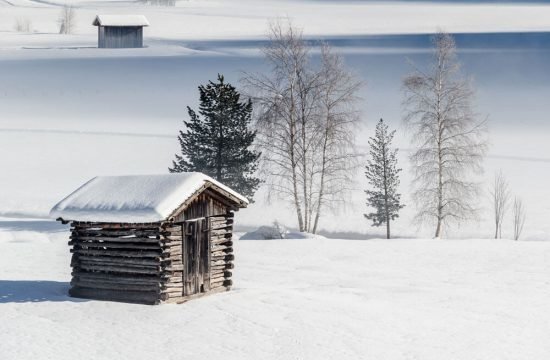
[3, 0, 550, 51]
[1, 231, 549, 359]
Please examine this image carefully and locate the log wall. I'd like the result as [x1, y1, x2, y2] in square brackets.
[69, 222, 164, 304]
[98, 26, 144, 49]
[68, 213, 235, 305]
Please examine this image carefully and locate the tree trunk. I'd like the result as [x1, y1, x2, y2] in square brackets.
[301, 111, 309, 233]
[435, 220, 442, 238]
[289, 85, 304, 232]
[216, 118, 223, 181]
[291, 143, 304, 232]
[435, 154, 444, 239]
[312, 121, 330, 235]
[383, 141, 390, 239]
[435, 53, 444, 239]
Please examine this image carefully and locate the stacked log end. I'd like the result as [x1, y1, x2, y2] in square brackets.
[159, 223, 184, 303]
[209, 213, 234, 291]
[160, 212, 235, 304]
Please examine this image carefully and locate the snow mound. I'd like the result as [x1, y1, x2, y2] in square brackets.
[240, 225, 322, 240]
[49, 173, 248, 223]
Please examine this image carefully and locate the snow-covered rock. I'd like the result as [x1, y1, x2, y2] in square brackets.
[240, 224, 323, 240]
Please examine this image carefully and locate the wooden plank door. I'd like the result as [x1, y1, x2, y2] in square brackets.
[199, 217, 211, 292]
[182, 218, 211, 296]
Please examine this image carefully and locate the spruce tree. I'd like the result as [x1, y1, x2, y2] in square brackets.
[365, 119, 404, 239]
[169, 74, 261, 201]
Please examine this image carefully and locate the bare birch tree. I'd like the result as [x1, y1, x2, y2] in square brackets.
[242, 21, 310, 231]
[402, 31, 487, 238]
[490, 170, 511, 239]
[512, 197, 526, 241]
[58, 5, 76, 35]
[243, 21, 361, 233]
[310, 44, 362, 233]
[14, 18, 32, 33]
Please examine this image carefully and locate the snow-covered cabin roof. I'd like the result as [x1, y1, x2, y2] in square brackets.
[93, 15, 150, 27]
[50, 173, 248, 223]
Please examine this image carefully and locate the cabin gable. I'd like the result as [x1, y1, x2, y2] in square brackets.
[169, 183, 246, 222]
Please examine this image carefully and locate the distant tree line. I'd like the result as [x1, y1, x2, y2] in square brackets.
[490, 170, 526, 241]
[13, 4, 76, 34]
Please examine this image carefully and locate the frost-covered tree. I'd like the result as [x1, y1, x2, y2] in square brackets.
[512, 197, 526, 241]
[403, 31, 487, 238]
[364, 119, 404, 239]
[58, 5, 76, 35]
[311, 44, 361, 234]
[14, 18, 32, 33]
[490, 170, 511, 239]
[243, 21, 361, 233]
[169, 74, 261, 201]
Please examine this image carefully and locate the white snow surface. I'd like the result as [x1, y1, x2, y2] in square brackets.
[2, 0, 550, 52]
[1, 232, 549, 359]
[92, 15, 150, 27]
[49, 173, 248, 223]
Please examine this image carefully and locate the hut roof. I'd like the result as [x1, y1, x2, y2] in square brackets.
[50, 173, 248, 223]
[93, 15, 150, 27]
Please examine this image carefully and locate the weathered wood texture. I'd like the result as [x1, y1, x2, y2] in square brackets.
[69, 222, 164, 304]
[159, 212, 234, 303]
[68, 209, 235, 305]
[173, 191, 232, 222]
[98, 26, 144, 48]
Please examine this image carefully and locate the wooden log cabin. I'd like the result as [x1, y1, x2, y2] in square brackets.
[50, 173, 248, 305]
[93, 15, 149, 49]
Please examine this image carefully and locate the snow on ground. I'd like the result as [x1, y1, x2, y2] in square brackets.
[3, 0, 550, 53]
[1, 228, 549, 359]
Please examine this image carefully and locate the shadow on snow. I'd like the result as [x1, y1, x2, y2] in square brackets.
[0, 220, 67, 233]
[0, 280, 88, 303]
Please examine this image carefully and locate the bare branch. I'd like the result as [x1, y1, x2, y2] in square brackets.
[512, 197, 526, 241]
[402, 31, 488, 238]
[242, 21, 362, 233]
[489, 170, 511, 239]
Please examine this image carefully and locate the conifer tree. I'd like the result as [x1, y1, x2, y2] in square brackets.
[169, 74, 261, 201]
[365, 119, 404, 239]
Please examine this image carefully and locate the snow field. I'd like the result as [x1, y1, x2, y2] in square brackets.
[3, 0, 550, 51]
[1, 232, 549, 359]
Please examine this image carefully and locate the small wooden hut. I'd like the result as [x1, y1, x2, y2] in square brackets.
[50, 173, 248, 305]
[93, 15, 149, 49]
